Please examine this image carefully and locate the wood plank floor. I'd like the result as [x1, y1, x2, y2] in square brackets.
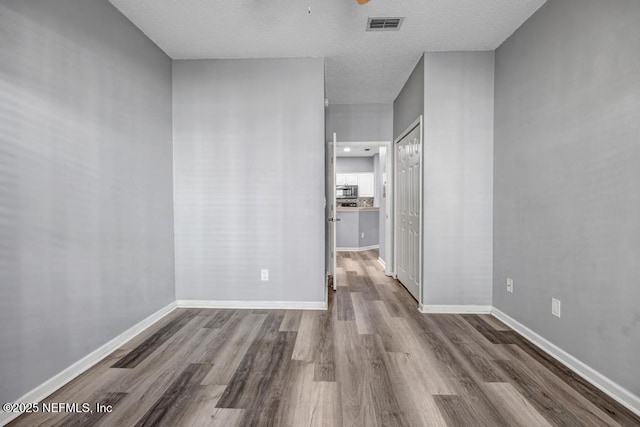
[10, 250, 640, 426]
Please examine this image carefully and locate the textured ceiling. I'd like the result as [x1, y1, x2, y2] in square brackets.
[109, 0, 546, 104]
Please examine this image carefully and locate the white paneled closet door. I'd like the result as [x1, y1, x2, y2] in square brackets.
[395, 123, 421, 300]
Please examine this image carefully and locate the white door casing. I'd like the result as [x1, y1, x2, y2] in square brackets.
[394, 118, 422, 301]
[384, 145, 394, 277]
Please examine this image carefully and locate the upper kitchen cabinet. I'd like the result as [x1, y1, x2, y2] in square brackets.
[357, 173, 374, 197]
[336, 173, 358, 186]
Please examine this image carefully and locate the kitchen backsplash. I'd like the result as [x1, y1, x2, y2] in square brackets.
[358, 197, 374, 207]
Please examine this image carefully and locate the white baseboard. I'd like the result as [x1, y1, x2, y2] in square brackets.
[491, 307, 640, 418]
[336, 244, 379, 252]
[419, 304, 492, 314]
[176, 300, 327, 310]
[0, 301, 177, 426]
[377, 257, 386, 269]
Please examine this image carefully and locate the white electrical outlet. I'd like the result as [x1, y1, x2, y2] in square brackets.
[552, 298, 561, 318]
[361, 232, 365, 239]
[506, 277, 513, 293]
[261, 269, 269, 281]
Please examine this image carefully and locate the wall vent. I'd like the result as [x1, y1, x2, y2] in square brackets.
[366, 17, 404, 31]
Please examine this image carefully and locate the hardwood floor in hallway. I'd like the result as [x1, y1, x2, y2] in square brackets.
[10, 250, 640, 426]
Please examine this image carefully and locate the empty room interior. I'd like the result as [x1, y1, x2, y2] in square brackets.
[1, 0, 639, 425]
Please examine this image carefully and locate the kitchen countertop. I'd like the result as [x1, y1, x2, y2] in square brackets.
[336, 207, 379, 212]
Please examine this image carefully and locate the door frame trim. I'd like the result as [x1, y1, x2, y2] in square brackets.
[393, 115, 424, 306]
[328, 139, 394, 282]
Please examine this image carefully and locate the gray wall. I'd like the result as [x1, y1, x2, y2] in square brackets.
[359, 210, 380, 248]
[336, 157, 374, 173]
[393, 55, 424, 139]
[173, 58, 325, 303]
[336, 210, 379, 248]
[0, 0, 175, 404]
[422, 51, 494, 307]
[336, 211, 359, 248]
[494, 0, 640, 394]
[326, 103, 392, 142]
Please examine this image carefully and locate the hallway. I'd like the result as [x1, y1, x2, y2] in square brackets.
[10, 251, 639, 426]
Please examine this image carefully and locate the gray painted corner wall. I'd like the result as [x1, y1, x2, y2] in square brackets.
[494, 0, 640, 394]
[393, 55, 424, 139]
[326, 103, 392, 142]
[0, 0, 174, 404]
[172, 58, 325, 303]
[422, 51, 495, 307]
[336, 156, 374, 173]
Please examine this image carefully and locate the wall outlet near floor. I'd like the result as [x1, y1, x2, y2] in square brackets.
[361, 232, 365, 239]
[506, 277, 514, 293]
[552, 298, 561, 318]
[261, 269, 269, 281]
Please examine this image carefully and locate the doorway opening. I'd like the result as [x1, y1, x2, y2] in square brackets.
[325, 117, 424, 310]
[325, 134, 395, 288]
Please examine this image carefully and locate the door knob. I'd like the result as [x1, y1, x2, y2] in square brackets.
[328, 217, 342, 222]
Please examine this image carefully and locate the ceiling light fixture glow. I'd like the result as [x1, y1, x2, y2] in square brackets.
[344, 147, 351, 152]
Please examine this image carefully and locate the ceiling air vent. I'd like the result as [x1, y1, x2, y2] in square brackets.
[366, 17, 404, 31]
